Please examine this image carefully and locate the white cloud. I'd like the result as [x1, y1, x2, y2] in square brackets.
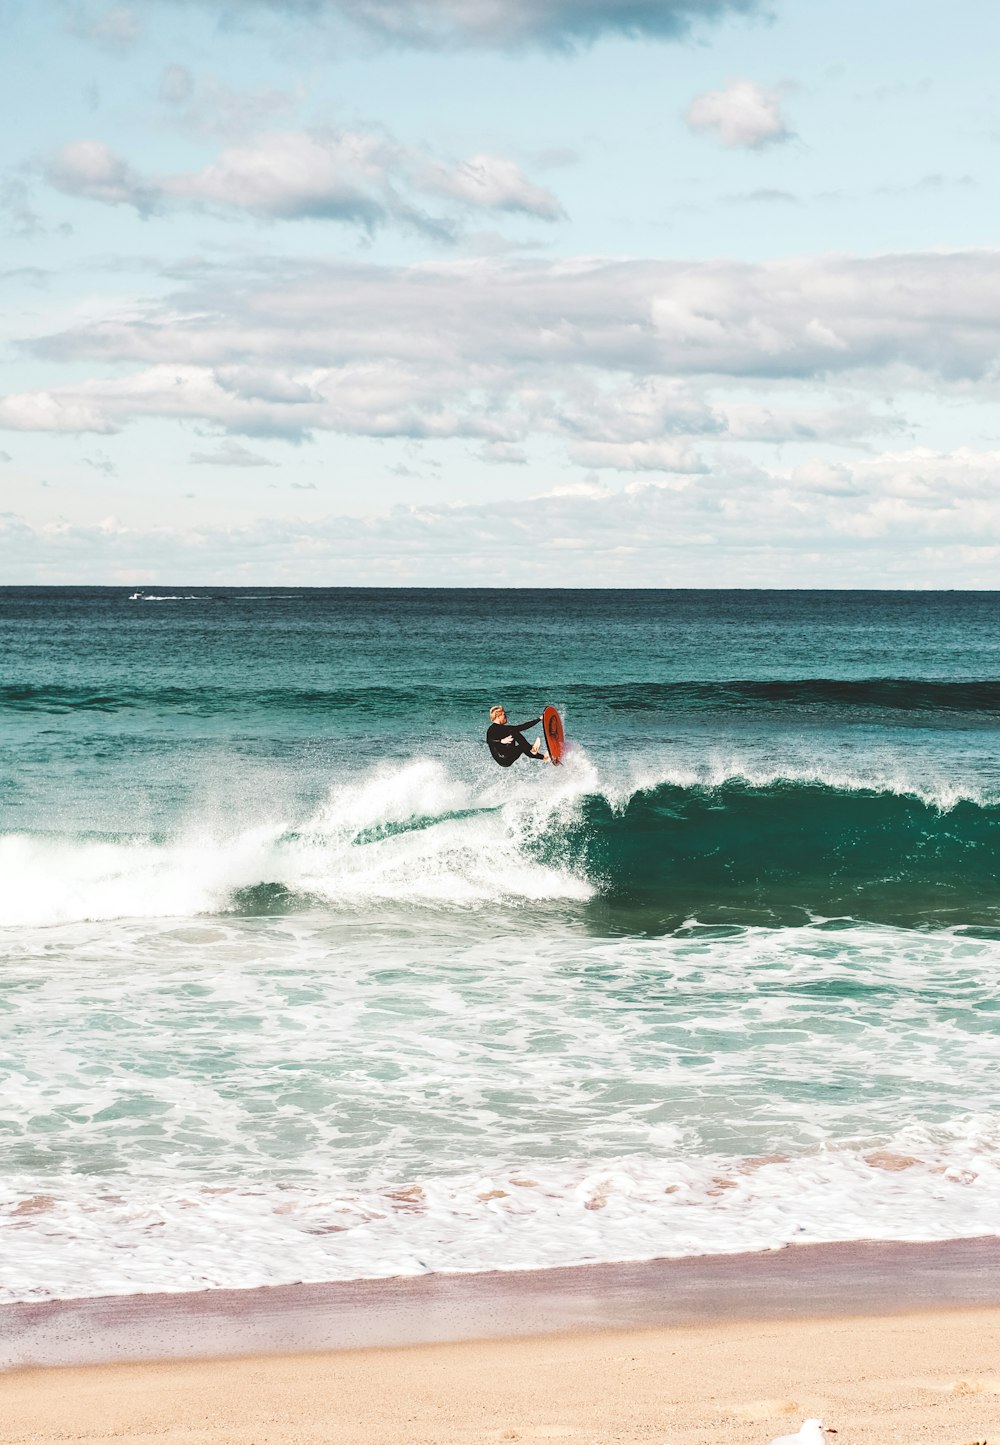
[568, 440, 707, 472]
[726, 187, 798, 205]
[165, 130, 394, 227]
[43, 129, 563, 233]
[159, 64, 195, 106]
[5, 447, 1000, 586]
[65, 5, 139, 52]
[30, 250, 1000, 388]
[5, 250, 1000, 470]
[0, 360, 526, 443]
[555, 377, 721, 442]
[156, 0, 765, 51]
[190, 440, 278, 467]
[0, 388, 119, 433]
[1, 179, 46, 238]
[47, 140, 156, 214]
[722, 401, 909, 445]
[158, 68, 296, 138]
[414, 153, 565, 220]
[686, 80, 792, 149]
[479, 441, 527, 464]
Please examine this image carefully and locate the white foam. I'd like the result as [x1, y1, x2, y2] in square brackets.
[0, 759, 594, 927]
[4, 1124, 1000, 1304]
[1, 748, 988, 930]
[0, 827, 286, 927]
[3, 917, 1000, 1303]
[620, 756, 991, 812]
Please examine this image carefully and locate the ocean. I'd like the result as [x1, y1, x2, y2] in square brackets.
[2, 587, 999, 1304]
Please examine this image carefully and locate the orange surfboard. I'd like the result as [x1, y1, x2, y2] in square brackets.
[542, 705, 564, 765]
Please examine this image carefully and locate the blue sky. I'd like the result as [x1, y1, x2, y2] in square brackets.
[2, 0, 1000, 584]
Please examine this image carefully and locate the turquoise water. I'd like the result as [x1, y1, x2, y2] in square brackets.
[2, 588, 999, 1301]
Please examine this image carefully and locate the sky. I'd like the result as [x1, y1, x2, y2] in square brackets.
[2, 0, 1000, 586]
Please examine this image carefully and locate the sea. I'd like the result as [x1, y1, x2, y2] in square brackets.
[2, 587, 999, 1304]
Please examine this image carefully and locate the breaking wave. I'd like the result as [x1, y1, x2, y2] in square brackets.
[2, 758, 998, 930]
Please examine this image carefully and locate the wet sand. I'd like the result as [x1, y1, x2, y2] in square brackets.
[4, 1239, 1000, 1443]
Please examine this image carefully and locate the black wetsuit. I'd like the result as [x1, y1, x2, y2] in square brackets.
[486, 718, 544, 767]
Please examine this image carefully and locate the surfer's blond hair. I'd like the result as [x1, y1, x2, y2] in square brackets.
[489, 705, 505, 721]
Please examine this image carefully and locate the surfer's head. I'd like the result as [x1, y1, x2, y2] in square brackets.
[489, 705, 506, 723]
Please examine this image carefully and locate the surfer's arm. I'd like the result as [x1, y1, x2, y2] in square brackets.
[512, 718, 541, 731]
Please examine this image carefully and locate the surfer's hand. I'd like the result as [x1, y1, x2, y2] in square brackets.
[501, 734, 514, 744]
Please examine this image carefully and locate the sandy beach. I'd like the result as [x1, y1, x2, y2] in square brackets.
[5, 1306, 1000, 1444]
[4, 1241, 1000, 1443]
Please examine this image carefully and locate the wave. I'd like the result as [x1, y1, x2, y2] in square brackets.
[6, 1119, 1000, 1304]
[548, 775, 1000, 927]
[599, 677, 1000, 713]
[5, 677, 1000, 716]
[1, 760, 999, 930]
[0, 762, 591, 928]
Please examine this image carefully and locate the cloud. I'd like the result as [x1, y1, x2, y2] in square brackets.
[160, 64, 195, 106]
[0, 450, 11, 463]
[1, 178, 46, 238]
[722, 402, 909, 445]
[1, 266, 51, 288]
[190, 439, 278, 467]
[874, 173, 976, 198]
[159, 67, 298, 139]
[0, 388, 119, 433]
[158, 0, 765, 51]
[556, 377, 721, 443]
[530, 148, 580, 170]
[686, 80, 792, 149]
[46, 140, 157, 214]
[65, 4, 139, 51]
[568, 440, 707, 471]
[7, 250, 1000, 457]
[84, 450, 116, 474]
[43, 129, 563, 233]
[726, 187, 798, 205]
[479, 441, 527, 464]
[164, 130, 394, 228]
[31, 250, 1000, 387]
[5, 447, 1000, 586]
[414, 153, 565, 220]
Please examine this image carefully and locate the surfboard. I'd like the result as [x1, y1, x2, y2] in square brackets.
[542, 704, 564, 765]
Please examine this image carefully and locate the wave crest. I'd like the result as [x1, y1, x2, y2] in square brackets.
[2, 762, 999, 929]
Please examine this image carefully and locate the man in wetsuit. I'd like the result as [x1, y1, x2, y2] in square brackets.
[486, 705, 547, 767]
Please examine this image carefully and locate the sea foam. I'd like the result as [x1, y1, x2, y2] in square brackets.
[3, 915, 1000, 1303]
[1, 755, 996, 929]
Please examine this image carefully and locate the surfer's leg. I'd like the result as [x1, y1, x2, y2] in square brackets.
[511, 733, 545, 761]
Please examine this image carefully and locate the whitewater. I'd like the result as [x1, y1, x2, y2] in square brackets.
[2, 587, 999, 1303]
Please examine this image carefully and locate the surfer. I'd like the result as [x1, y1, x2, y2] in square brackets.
[486, 705, 547, 767]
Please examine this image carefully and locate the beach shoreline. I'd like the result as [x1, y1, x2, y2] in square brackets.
[5, 1243, 1000, 1445]
[4, 1234, 999, 1372]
